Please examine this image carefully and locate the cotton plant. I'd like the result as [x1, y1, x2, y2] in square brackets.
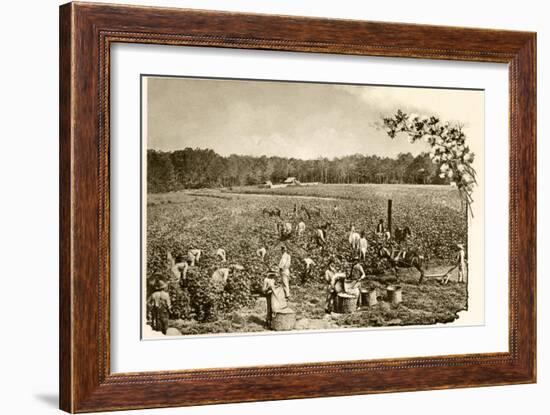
[381, 109, 477, 216]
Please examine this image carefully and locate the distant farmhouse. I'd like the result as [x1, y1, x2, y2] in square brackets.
[258, 177, 319, 189]
[283, 177, 301, 186]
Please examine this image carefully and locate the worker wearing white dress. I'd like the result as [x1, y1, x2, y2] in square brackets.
[297, 221, 306, 236]
[211, 267, 230, 284]
[278, 246, 292, 299]
[359, 233, 369, 261]
[456, 244, 467, 283]
[167, 252, 188, 282]
[171, 257, 188, 282]
[187, 248, 202, 266]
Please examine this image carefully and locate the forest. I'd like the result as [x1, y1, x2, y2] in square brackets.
[147, 147, 450, 193]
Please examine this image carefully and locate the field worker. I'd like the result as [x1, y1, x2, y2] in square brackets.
[211, 267, 230, 285]
[283, 221, 293, 236]
[278, 246, 292, 299]
[262, 267, 288, 329]
[350, 257, 367, 282]
[257, 247, 267, 261]
[216, 248, 227, 262]
[456, 243, 467, 283]
[302, 257, 316, 283]
[359, 232, 369, 261]
[147, 279, 171, 335]
[315, 225, 326, 247]
[349, 257, 367, 307]
[331, 258, 365, 308]
[276, 221, 292, 240]
[324, 261, 345, 313]
[168, 252, 189, 282]
[349, 225, 361, 251]
[376, 219, 385, 236]
[297, 221, 306, 236]
[187, 248, 202, 266]
[332, 204, 339, 217]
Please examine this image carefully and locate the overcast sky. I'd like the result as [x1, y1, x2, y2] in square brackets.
[145, 76, 483, 160]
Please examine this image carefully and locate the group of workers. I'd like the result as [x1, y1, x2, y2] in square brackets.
[261, 247, 369, 327]
[146, 215, 467, 333]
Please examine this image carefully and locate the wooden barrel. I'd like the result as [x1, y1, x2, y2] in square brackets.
[386, 285, 403, 305]
[337, 293, 358, 313]
[361, 288, 378, 306]
[272, 308, 296, 331]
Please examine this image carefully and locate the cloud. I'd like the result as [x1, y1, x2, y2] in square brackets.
[146, 77, 482, 160]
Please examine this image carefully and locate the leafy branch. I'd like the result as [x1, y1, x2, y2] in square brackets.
[381, 110, 477, 216]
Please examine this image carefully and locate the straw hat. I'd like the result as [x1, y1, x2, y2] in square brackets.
[456, 243, 464, 249]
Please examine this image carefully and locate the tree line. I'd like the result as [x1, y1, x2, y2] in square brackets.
[147, 148, 450, 193]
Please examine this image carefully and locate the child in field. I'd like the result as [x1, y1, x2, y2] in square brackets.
[147, 279, 171, 335]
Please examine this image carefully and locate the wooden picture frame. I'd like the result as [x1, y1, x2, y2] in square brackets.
[59, 2, 536, 412]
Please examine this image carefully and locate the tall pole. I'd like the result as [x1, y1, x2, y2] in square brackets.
[387, 199, 392, 235]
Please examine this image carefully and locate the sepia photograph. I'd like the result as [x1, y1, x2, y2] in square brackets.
[141, 75, 484, 338]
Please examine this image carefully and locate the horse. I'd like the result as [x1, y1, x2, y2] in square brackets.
[394, 226, 412, 244]
[262, 207, 281, 217]
[300, 205, 321, 219]
[378, 245, 426, 284]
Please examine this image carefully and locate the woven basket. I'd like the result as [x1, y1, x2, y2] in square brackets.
[360, 288, 378, 307]
[336, 293, 358, 313]
[272, 308, 296, 331]
[386, 285, 403, 305]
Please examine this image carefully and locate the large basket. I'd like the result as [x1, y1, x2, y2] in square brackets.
[386, 285, 403, 305]
[336, 293, 358, 313]
[360, 288, 378, 307]
[272, 308, 296, 331]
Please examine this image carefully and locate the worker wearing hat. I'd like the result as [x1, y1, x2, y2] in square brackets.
[147, 278, 171, 334]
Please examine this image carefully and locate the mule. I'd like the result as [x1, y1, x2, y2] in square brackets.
[378, 246, 426, 284]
